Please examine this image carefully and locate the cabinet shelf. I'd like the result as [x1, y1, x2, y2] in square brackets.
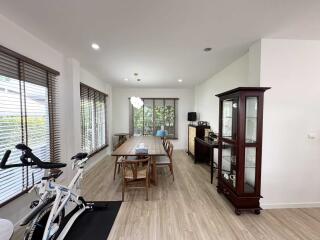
[244, 183, 255, 193]
[221, 137, 236, 144]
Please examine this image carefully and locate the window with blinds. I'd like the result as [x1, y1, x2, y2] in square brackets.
[0, 46, 60, 207]
[80, 83, 108, 155]
[129, 98, 178, 139]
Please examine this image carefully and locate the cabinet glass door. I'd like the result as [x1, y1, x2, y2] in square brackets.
[222, 98, 238, 141]
[244, 147, 256, 193]
[245, 97, 258, 143]
[221, 143, 237, 189]
[244, 97, 258, 193]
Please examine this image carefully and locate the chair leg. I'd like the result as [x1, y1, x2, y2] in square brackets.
[113, 157, 118, 181]
[146, 178, 149, 201]
[169, 163, 174, 181]
[122, 180, 125, 201]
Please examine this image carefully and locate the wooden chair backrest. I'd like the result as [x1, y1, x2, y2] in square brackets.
[167, 143, 173, 160]
[164, 139, 170, 152]
[122, 156, 151, 180]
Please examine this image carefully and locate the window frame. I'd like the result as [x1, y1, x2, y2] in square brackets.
[0, 45, 60, 207]
[80, 83, 108, 157]
[130, 98, 179, 139]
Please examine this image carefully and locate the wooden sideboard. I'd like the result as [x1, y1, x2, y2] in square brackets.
[187, 124, 210, 158]
[194, 137, 219, 184]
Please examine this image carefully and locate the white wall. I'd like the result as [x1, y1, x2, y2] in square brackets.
[195, 38, 320, 208]
[260, 39, 320, 208]
[194, 52, 260, 132]
[112, 88, 194, 149]
[248, 41, 261, 86]
[0, 14, 111, 224]
[194, 49, 260, 178]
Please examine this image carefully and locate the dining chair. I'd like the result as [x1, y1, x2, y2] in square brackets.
[121, 156, 151, 201]
[156, 143, 174, 181]
[163, 139, 170, 153]
[113, 156, 123, 180]
[114, 156, 138, 180]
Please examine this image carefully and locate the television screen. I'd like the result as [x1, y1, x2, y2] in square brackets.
[188, 112, 197, 121]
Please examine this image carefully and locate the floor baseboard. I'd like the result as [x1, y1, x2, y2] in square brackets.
[262, 202, 320, 209]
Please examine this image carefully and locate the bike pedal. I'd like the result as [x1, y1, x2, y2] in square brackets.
[30, 200, 39, 209]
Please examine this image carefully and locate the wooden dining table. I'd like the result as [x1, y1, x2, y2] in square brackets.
[111, 136, 167, 185]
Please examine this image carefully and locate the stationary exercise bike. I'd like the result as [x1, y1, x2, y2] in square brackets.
[0, 144, 103, 240]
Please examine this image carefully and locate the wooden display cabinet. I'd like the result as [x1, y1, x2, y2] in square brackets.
[216, 87, 270, 215]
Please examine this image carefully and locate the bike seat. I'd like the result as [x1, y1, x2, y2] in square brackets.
[42, 169, 63, 180]
[71, 152, 88, 160]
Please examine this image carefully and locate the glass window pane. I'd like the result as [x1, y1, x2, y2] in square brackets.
[143, 99, 153, 136]
[80, 85, 107, 153]
[95, 95, 106, 148]
[245, 97, 258, 143]
[222, 99, 237, 140]
[81, 89, 94, 153]
[221, 143, 237, 189]
[244, 147, 256, 193]
[25, 82, 50, 186]
[131, 98, 178, 139]
[0, 76, 24, 204]
[164, 99, 175, 138]
[0, 51, 59, 206]
[133, 106, 143, 136]
[154, 99, 164, 134]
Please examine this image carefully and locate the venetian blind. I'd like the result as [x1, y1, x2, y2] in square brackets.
[80, 83, 107, 155]
[0, 46, 60, 206]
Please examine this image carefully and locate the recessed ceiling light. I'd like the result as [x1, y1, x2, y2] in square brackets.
[137, 79, 141, 82]
[204, 47, 212, 52]
[91, 43, 100, 50]
[178, 79, 183, 82]
[124, 78, 129, 81]
[134, 73, 139, 76]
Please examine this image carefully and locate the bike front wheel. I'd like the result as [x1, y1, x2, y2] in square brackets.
[24, 203, 65, 240]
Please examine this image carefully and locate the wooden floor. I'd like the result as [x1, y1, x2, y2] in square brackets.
[82, 150, 320, 240]
[12, 150, 320, 239]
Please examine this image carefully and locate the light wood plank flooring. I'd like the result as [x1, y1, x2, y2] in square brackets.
[12, 150, 320, 239]
[82, 150, 320, 240]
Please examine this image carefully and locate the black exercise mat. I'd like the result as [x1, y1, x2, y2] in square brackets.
[63, 201, 122, 240]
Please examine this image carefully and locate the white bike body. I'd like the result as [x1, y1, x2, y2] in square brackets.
[29, 157, 88, 240]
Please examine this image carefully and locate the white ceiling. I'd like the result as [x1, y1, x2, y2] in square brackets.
[0, 0, 320, 88]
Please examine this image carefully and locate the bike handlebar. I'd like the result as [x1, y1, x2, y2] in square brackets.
[16, 143, 32, 152]
[0, 143, 66, 169]
[0, 150, 11, 169]
[0, 148, 37, 169]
